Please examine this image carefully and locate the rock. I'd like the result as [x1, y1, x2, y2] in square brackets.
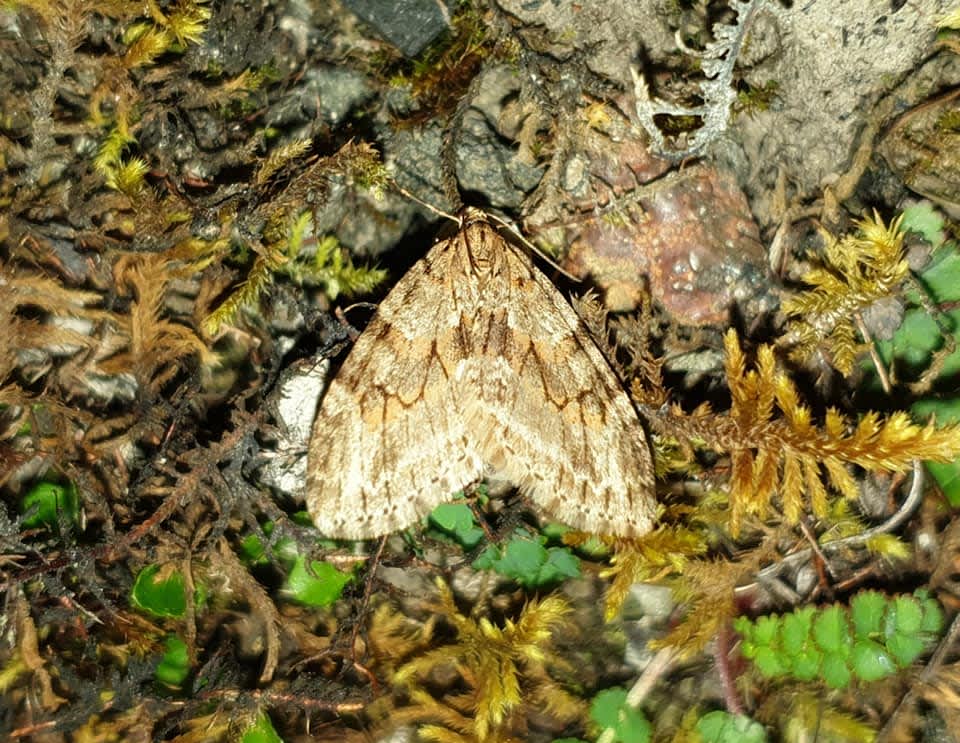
[343, 0, 450, 57]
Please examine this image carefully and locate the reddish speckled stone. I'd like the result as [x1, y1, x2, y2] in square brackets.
[563, 167, 766, 326]
[524, 100, 768, 326]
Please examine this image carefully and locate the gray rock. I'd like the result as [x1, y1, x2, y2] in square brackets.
[383, 65, 544, 211]
[343, 0, 450, 57]
[495, 0, 674, 82]
[268, 67, 374, 128]
[733, 0, 953, 225]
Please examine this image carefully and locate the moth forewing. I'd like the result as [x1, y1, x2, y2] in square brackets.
[305, 210, 656, 539]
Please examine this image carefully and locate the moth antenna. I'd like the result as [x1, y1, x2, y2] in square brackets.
[391, 183, 581, 283]
[390, 181, 459, 224]
[338, 301, 380, 320]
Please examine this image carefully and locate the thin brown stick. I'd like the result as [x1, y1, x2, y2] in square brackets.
[876, 609, 960, 742]
[855, 311, 892, 395]
[714, 621, 744, 715]
[736, 461, 925, 596]
[349, 535, 388, 661]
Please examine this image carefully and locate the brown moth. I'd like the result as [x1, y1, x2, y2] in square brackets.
[305, 208, 655, 539]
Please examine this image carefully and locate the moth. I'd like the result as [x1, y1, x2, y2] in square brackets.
[305, 208, 656, 539]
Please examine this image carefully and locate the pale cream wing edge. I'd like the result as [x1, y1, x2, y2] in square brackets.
[305, 236, 484, 539]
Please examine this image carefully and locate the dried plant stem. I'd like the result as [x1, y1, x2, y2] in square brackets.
[877, 610, 960, 742]
[799, 516, 835, 591]
[714, 622, 744, 715]
[349, 535, 388, 660]
[736, 460, 924, 596]
[855, 311, 892, 395]
[191, 687, 366, 713]
[597, 647, 678, 743]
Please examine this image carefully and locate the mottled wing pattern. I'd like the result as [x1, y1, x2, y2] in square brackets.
[455, 221, 656, 537]
[306, 211, 656, 539]
[305, 232, 484, 539]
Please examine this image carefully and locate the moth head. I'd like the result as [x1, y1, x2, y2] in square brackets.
[460, 207, 489, 227]
[454, 211, 508, 285]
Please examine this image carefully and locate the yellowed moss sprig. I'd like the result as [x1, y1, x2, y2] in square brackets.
[202, 212, 386, 336]
[122, 22, 171, 68]
[94, 1, 210, 192]
[254, 138, 312, 185]
[202, 142, 388, 335]
[202, 248, 284, 337]
[126, 0, 210, 67]
[156, 0, 210, 46]
[782, 212, 909, 374]
[105, 156, 149, 195]
[717, 330, 960, 533]
[93, 108, 149, 196]
[394, 579, 570, 742]
[305, 233, 387, 299]
[109, 253, 210, 391]
[580, 528, 708, 621]
[0, 262, 110, 406]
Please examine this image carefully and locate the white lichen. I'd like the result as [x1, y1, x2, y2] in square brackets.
[632, 0, 763, 159]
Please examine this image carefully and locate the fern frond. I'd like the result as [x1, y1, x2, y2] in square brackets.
[782, 212, 909, 374]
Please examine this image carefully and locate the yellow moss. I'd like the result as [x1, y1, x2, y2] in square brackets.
[719, 330, 960, 534]
[105, 156, 148, 195]
[782, 212, 909, 375]
[394, 579, 571, 741]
